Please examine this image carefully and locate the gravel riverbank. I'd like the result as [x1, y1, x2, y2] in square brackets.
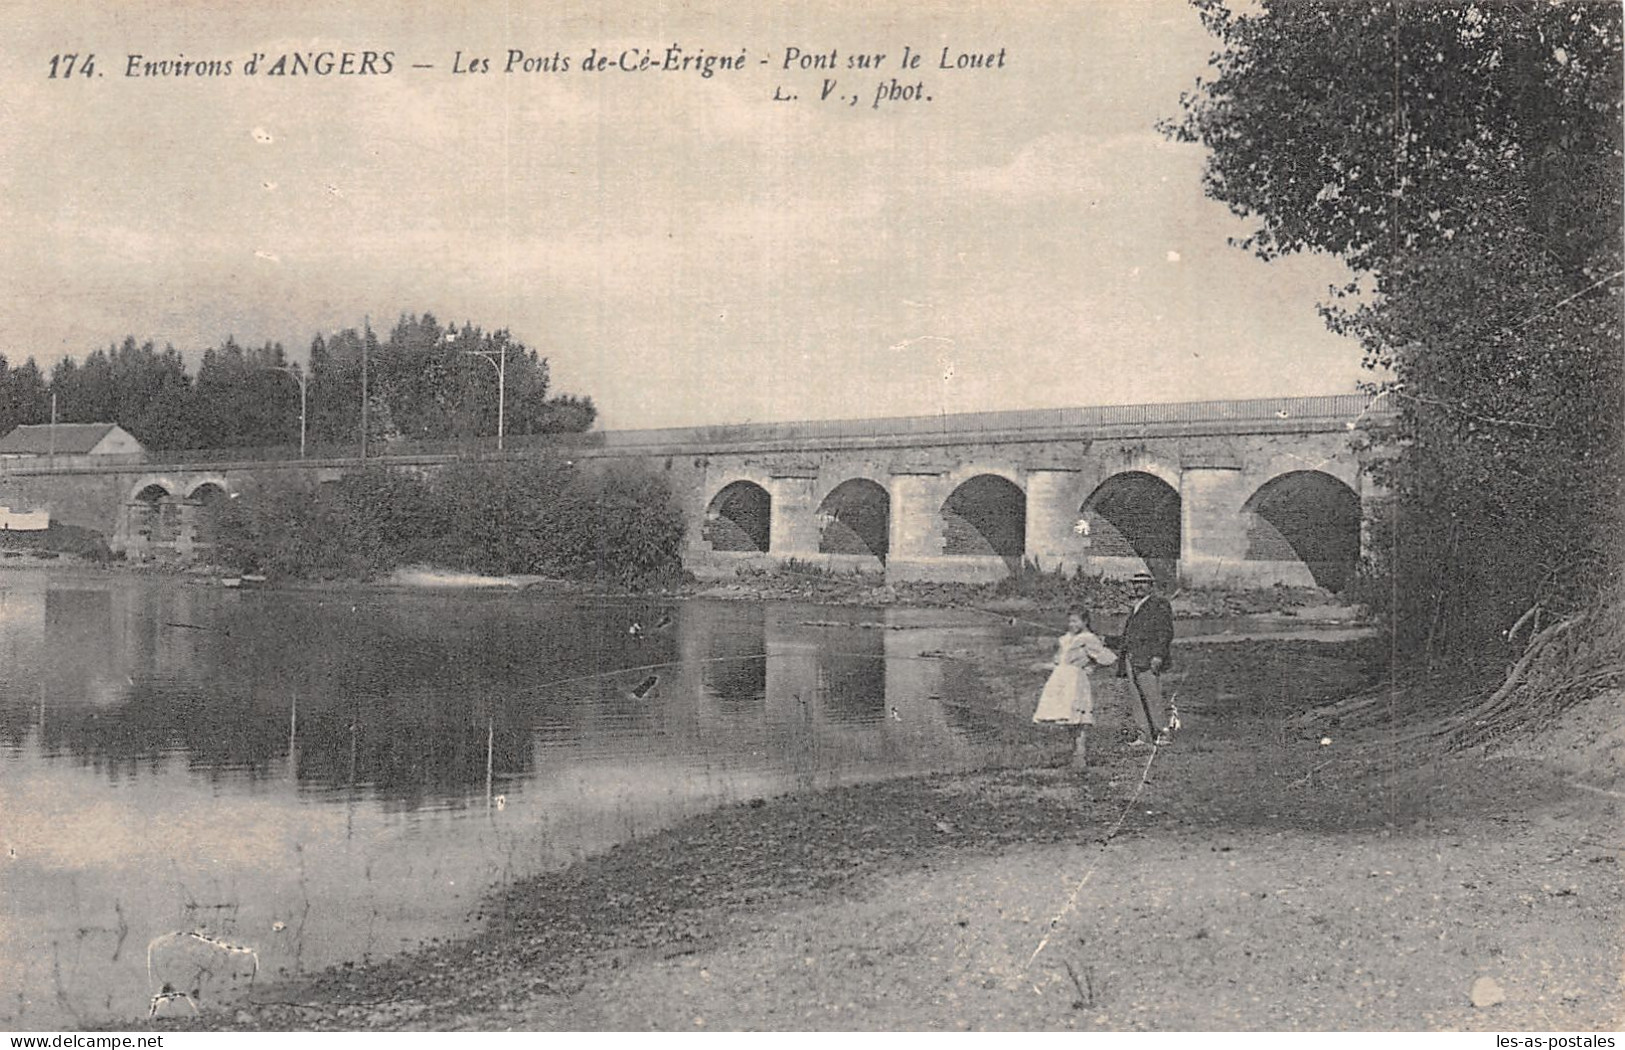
[154, 633, 1622, 1033]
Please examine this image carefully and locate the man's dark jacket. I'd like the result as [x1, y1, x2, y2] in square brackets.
[1116, 593, 1174, 674]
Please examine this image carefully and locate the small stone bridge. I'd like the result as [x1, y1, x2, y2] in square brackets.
[0, 394, 1390, 589]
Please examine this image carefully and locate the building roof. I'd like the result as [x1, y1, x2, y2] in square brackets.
[0, 423, 135, 455]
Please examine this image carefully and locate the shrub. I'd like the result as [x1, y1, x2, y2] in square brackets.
[211, 454, 686, 587]
[992, 558, 1123, 606]
[428, 457, 579, 575]
[561, 462, 687, 588]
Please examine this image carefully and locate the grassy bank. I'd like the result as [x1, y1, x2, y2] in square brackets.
[692, 561, 1349, 620]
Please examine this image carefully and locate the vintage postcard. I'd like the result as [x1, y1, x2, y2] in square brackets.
[2, 0, 1619, 1037]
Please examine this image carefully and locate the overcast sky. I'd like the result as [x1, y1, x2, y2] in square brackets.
[1, 0, 1370, 430]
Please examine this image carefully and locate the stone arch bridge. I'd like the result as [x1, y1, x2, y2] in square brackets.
[0, 394, 1389, 589]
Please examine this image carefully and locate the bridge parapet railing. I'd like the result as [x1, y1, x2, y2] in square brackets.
[591, 393, 1391, 449]
[128, 431, 606, 467]
[2, 394, 1391, 472]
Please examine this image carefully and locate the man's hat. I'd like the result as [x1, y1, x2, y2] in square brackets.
[1129, 570, 1155, 584]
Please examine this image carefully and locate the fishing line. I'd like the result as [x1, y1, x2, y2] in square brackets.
[1022, 675, 1182, 981]
[1024, 736, 1165, 975]
[950, 604, 1064, 634]
[525, 642, 1037, 696]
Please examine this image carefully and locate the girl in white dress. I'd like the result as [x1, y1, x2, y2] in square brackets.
[1032, 607, 1118, 766]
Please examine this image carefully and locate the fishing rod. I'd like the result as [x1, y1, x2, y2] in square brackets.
[526, 641, 1038, 696]
[165, 621, 230, 635]
[950, 604, 1065, 634]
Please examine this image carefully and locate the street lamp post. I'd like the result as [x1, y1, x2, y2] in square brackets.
[267, 365, 309, 459]
[361, 316, 371, 462]
[457, 333, 507, 452]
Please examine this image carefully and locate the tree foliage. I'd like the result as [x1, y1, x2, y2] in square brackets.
[192, 338, 299, 448]
[2, 311, 594, 453]
[1168, 0, 1623, 655]
[212, 458, 687, 588]
[305, 314, 595, 448]
[0, 356, 50, 436]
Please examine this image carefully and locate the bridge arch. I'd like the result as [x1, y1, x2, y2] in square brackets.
[1245, 451, 1360, 496]
[1242, 470, 1360, 592]
[1079, 470, 1181, 581]
[126, 479, 180, 549]
[128, 478, 177, 503]
[183, 475, 232, 500]
[1112, 457, 1181, 494]
[187, 481, 231, 545]
[704, 479, 772, 553]
[816, 478, 890, 560]
[940, 474, 1025, 562]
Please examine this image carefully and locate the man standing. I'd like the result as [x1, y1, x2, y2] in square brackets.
[1118, 569, 1175, 746]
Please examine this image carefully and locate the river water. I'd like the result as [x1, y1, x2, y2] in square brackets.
[0, 571, 1034, 1028]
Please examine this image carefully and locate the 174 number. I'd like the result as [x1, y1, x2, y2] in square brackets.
[47, 53, 97, 79]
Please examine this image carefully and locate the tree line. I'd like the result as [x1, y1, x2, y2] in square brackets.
[0, 312, 594, 450]
[1170, 0, 1621, 661]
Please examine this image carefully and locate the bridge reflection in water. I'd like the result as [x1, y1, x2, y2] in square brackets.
[0, 574, 1036, 1028]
